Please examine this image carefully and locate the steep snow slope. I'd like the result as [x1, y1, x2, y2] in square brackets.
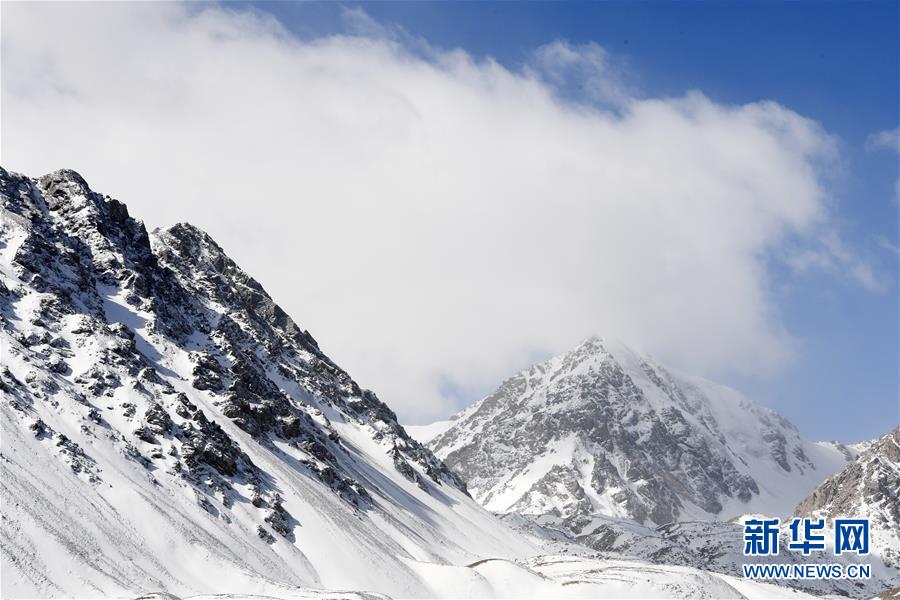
[0, 168, 533, 598]
[425, 337, 851, 531]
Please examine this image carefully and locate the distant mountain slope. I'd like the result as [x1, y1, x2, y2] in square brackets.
[0, 168, 532, 597]
[796, 426, 900, 571]
[424, 337, 851, 531]
[492, 426, 900, 599]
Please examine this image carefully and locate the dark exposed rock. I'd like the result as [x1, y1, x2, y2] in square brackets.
[190, 351, 224, 392]
[263, 495, 295, 540]
[181, 420, 242, 478]
[173, 393, 196, 419]
[134, 427, 159, 444]
[47, 354, 68, 374]
[256, 526, 276, 544]
[55, 433, 100, 482]
[86, 407, 103, 424]
[144, 402, 173, 435]
[29, 419, 48, 437]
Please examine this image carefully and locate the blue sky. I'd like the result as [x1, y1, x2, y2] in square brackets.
[254, 1, 899, 442]
[4, 1, 897, 443]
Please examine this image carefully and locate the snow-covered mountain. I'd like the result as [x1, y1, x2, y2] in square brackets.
[0, 167, 535, 597]
[421, 337, 852, 532]
[0, 166, 887, 600]
[416, 339, 900, 597]
[796, 425, 900, 572]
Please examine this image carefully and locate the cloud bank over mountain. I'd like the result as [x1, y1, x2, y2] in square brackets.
[1, 2, 871, 421]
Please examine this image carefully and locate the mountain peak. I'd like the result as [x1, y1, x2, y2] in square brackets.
[424, 337, 851, 529]
[38, 168, 91, 192]
[156, 221, 228, 261]
[36, 169, 107, 215]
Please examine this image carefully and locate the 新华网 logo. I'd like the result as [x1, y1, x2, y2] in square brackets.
[741, 517, 871, 581]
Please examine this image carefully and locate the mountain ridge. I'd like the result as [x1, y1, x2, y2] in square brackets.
[0, 167, 528, 597]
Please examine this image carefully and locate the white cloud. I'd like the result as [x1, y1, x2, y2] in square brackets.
[865, 126, 900, 153]
[865, 126, 900, 202]
[528, 41, 634, 108]
[0, 3, 869, 422]
[785, 231, 882, 291]
[876, 235, 900, 256]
